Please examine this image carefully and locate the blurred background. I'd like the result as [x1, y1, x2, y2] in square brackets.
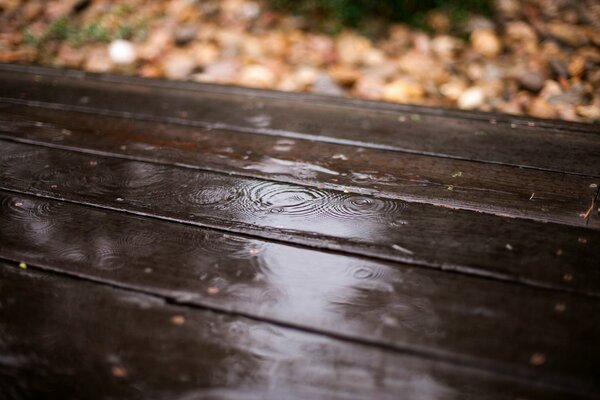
[1, 0, 599, 122]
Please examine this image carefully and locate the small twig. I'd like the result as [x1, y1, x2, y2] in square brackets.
[582, 198, 595, 220]
[392, 244, 414, 255]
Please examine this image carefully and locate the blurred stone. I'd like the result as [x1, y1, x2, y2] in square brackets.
[364, 48, 386, 67]
[195, 60, 238, 83]
[548, 85, 587, 105]
[431, 35, 462, 59]
[505, 21, 538, 52]
[313, 73, 345, 96]
[471, 29, 502, 58]
[329, 64, 361, 86]
[353, 76, 385, 100]
[163, 52, 195, 79]
[238, 64, 276, 88]
[519, 71, 545, 92]
[548, 23, 588, 47]
[294, 66, 319, 87]
[458, 87, 486, 109]
[383, 79, 424, 103]
[108, 40, 136, 65]
[191, 43, 220, 66]
[465, 16, 496, 33]
[568, 56, 587, 77]
[336, 32, 372, 65]
[139, 64, 163, 78]
[528, 98, 558, 119]
[56, 44, 84, 68]
[539, 80, 563, 100]
[84, 47, 112, 73]
[174, 24, 198, 46]
[440, 79, 468, 101]
[138, 29, 172, 59]
[426, 11, 450, 34]
[240, 1, 260, 20]
[494, 0, 520, 19]
[549, 58, 569, 78]
[21, 1, 43, 21]
[576, 104, 600, 120]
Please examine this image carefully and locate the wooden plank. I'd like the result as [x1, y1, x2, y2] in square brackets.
[1, 265, 588, 400]
[1, 65, 599, 176]
[1, 141, 598, 295]
[1, 103, 598, 229]
[2, 191, 600, 393]
[3, 62, 597, 134]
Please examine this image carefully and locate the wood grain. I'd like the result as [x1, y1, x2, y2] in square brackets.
[0, 103, 598, 229]
[0, 261, 596, 398]
[1, 65, 599, 176]
[1, 141, 598, 296]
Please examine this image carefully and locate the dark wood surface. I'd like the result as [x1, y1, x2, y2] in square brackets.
[1, 264, 588, 400]
[1, 140, 598, 296]
[2, 191, 599, 391]
[1, 64, 599, 399]
[1, 65, 599, 177]
[1, 103, 598, 230]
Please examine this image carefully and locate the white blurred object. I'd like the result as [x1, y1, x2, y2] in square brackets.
[109, 40, 136, 65]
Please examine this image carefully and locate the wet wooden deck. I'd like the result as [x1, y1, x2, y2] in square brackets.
[0, 63, 599, 399]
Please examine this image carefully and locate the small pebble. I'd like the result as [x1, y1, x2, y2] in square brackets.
[529, 353, 546, 366]
[458, 87, 485, 110]
[111, 365, 128, 378]
[563, 273, 573, 282]
[108, 40, 136, 65]
[171, 315, 186, 325]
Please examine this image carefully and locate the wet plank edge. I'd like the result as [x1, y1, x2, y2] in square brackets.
[2, 191, 599, 390]
[1, 69, 600, 177]
[1, 142, 599, 298]
[1, 264, 591, 400]
[0, 104, 598, 230]
[1, 62, 598, 135]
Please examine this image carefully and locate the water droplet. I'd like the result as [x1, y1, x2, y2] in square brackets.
[352, 267, 374, 279]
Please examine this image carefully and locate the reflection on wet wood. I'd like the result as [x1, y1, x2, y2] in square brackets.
[1, 104, 598, 229]
[1, 141, 598, 295]
[0, 65, 599, 176]
[0, 264, 589, 400]
[2, 192, 598, 390]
